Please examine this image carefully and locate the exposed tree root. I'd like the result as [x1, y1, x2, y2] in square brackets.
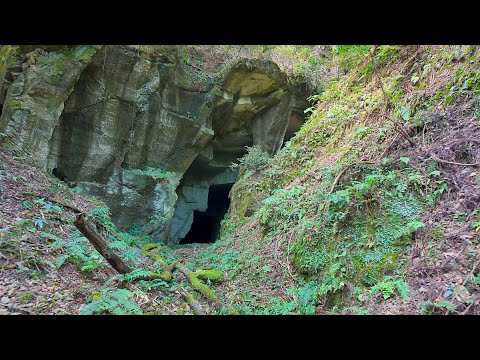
[319, 164, 353, 212]
[178, 286, 206, 315]
[319, 161, 375, 213]
[194, 269, 224, 282]
[378, 114, 416, 147]
[430, 155, 480, 167]
[370, 50, 416, 148]
[173, 263, 222, 304]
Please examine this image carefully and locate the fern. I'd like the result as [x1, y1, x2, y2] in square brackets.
[435, 300, 457, 313]
[109, 241, 129, 250]
[395, 280, 410, 300]
[348, 307, 370, 315]
[101, 274, 124, 289]
[123, 268, 154, 282]
[80, 262, 102, 272]
[295, 282, 317, 315]
[49, 230, 103, 271]
[370, 276, 410, 300]
[421, 300, 458, 314]
[230, 146, 271, 173]
[54, 254, 69, 268]
[123, 248, 141, 264]
[80, 288, 142, 315]
[130, 167, 174, 181]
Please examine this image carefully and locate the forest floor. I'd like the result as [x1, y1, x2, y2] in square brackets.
[0, 148, 243, 315]
[0, 150, 99, 314]
[173, 96, 480, 315]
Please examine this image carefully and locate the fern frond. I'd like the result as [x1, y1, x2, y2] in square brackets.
[108, 241, 128, 250]
[124, 268, 153, 282]
[123, 248, 141, 263]
[54, 254, 69, 268]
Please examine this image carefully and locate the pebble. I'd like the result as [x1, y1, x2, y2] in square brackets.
[1, 296, 10, 304]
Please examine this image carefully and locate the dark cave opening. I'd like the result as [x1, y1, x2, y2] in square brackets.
[179, 183, 233, 244]
[282, 110, 307, 148]
[52, 167, 66, 182]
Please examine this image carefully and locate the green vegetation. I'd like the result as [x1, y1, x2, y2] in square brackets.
[5, 99, 26, 112]
[370, 276, 410, 300]
[252, 162, 431, 307]
[194, 269, 224, 282]
[230, 145, 271, 175]
[80, 288, 143, 315]
[0, 45, 18, 73]
[134, 45, 330, 91]
[130, 167, 175, 181]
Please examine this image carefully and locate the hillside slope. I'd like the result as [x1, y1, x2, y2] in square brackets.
[185, 45, 480, 314]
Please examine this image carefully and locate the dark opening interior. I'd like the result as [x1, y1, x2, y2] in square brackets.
[52, 167, 66, 182]
[179, 183, 233, 244]
[282, 111, 306, 148]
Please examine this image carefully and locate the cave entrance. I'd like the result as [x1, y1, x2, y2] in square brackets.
[52, 167, 66, 182]
[179, 183, 233, 244]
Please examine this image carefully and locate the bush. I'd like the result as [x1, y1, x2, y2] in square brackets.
[230, 146, 271, 173]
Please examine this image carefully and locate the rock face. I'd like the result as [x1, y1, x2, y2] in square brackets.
[0, 46, 101, 168]
[0, 45, 309, 244]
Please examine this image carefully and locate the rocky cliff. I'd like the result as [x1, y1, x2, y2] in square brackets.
[0, 45, 309, 244]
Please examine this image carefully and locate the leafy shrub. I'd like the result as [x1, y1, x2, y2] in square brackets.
[230, 146, 271, 174]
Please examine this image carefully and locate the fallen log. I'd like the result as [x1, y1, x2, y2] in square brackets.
[74, 213, 133, 274]
[74, 214, 172, 281]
